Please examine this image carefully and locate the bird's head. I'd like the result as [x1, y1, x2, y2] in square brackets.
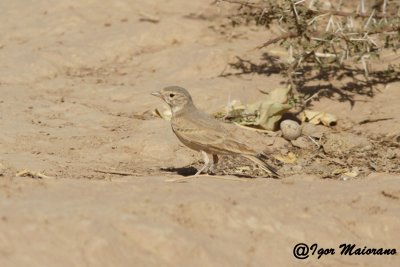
[151, 86, 194, 113]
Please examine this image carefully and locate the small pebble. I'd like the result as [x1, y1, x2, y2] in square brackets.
[280, 120, 302, 140]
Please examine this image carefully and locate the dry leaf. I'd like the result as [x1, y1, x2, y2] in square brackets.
[216, 87, 292, 131]
[243, 87, 292, 130]
[225, 99, 246, 113]
[300, 110, 337, 126]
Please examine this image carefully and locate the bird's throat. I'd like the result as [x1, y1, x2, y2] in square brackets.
[171, 105, 183, 114]
[171, 102, 196, 116]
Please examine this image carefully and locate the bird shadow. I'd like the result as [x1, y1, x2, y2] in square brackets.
[160, 166, 266, 179]
[160, 166, 198, 176]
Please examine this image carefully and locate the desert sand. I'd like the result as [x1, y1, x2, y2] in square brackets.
[0, 1, 399, 266]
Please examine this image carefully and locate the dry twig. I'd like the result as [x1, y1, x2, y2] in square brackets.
[16, 169, 55, 179]
[93, 169, 141, 176]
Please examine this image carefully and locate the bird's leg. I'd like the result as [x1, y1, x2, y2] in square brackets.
[207, 154, 219, 174]
[213, 154, 219, 164]
[195, 151, 211, 175]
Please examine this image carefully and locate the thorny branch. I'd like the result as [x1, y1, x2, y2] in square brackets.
[219, 0, 400, 102]
[221, 0, 398, 18]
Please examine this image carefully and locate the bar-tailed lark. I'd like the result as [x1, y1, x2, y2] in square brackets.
[152, 86, 279, 177]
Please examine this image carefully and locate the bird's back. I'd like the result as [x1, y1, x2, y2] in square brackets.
[171, 105, 256, 155]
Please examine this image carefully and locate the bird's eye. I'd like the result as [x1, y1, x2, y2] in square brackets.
[169, 93, 175, 98]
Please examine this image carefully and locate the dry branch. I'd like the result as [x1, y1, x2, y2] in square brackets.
[93, 169, 140, 176]
[221, 0, 398, 18]
[222, 0, 400, 98]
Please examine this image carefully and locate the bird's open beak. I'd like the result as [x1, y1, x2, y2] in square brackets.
[151, 91, 161, 98]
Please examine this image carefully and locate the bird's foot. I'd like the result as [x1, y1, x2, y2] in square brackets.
[195, 163, 216, 176]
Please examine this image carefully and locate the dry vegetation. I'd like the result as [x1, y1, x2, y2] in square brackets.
[205, 0, 400, 179]
[220, 0, 400, 103]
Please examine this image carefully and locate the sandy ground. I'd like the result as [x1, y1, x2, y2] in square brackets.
[0, 1, 399, 266]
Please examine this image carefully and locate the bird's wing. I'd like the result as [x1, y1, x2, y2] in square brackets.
[172, 110, 255, 155]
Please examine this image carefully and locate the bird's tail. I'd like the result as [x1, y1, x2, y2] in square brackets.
[243, 153, 280, 178]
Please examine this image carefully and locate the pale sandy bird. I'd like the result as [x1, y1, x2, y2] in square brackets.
[152, 86, 279, 177]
